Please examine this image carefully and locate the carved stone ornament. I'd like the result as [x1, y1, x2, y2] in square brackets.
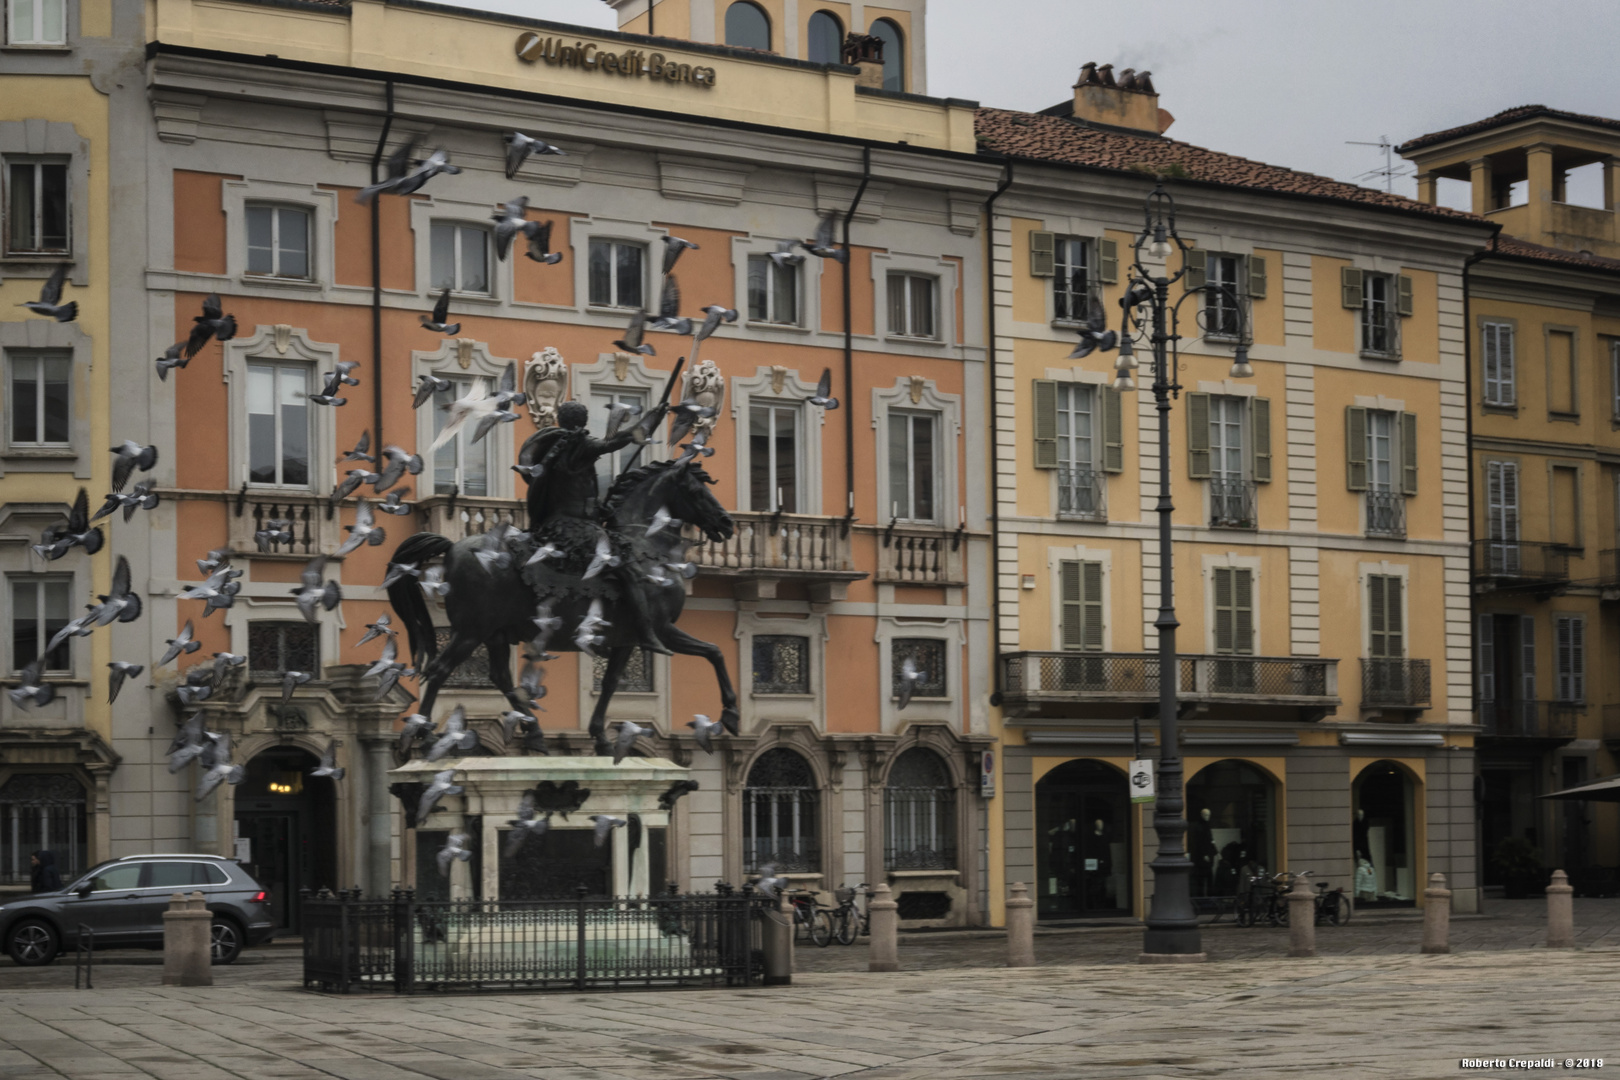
[455, 339, 476, 370]
[524, 347, 569, 429]
[687, 359, 725, 438]
[273, 324, 292, 355]
[770, 365, 788, 395]
[909, 375, 926, 405]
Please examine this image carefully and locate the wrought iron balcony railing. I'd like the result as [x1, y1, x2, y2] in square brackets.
[1000, 651, 1338, 713]
[1360, 658, 1431, 708]
[1365, 490, 1406, 539]
[1209, 478, 1257, 530]
[1058, 467, 1107, 521]
[1471, 539, 1570, 584]
[1476, 699, 1578, 739]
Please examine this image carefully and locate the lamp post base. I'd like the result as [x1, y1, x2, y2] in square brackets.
[1140, 926, 1206, 959]
[1137, 950, 1208, 965]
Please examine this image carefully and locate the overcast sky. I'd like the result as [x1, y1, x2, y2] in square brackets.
[447, 0, 1620, 209]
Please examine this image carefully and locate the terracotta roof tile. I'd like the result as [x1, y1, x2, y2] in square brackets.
[975, 108, 1482, 225]
[1397, 105, 1620, 154]
[1489, 234, 1620, 276]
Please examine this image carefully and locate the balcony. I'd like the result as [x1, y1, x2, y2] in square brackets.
[687, 511, 864, 602]
[1000, 651, 1338, 719]
[1058, 467, 1107, 522]
[1360, 658, 1431, 710]
[1364, 491, 1406, 539]
[414, 494, 523, 543]
[1471, 540, 1570, 589]
[226, 490, 343, 559]
[1209, 478, 1257, 530]
[877, 525, 965, 586]
[1476, 699, 1578, 740]
[1599, 550, 1620, 590]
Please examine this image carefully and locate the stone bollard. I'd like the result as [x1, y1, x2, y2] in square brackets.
[1422, 872, 1451, 954]
[761, 892, 793, 986]
[1005, 882, 1035, 968]
[867, 883, 899, 972]
[1286, 876, 1316, 958]
[1546, 869, 1575, 949]
[162, 891, 213, 986]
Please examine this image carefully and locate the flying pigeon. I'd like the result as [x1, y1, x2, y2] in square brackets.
[364, 637, 415, 701]
[154, 341, 190, 381]
[309, 368, 349, 407]
[195, 732, 245, 801]
[897, 656, 923, 710]
[333, 468, 379, 503]
[807, 367, 839, 410]
[185, 293, 237, 359]
[88, 555, 143, 626]
[209, 651, 247, 685]
[471, 406, 518, 445]
[1067, 293, 1118, 360]
[420, 566, 451, 599]
[376, 489, 412, 515]
[529, 601, 563, 642]
[611, 720, 646, 766]
[687, 713, 721, 754]
[158, 620, 202, 667]
[603, 401, 642, 439]
[755, 865, 784, 900]
[196, 549, 231, 576]
[522, 219, 563, 264]
[355, 143, 460, 204]
[473, 522, 515, 573]
[356, 613, 396, 647]
[414, 372, 451, 408]
[340, 430, 375, 464]
[661, 235, 699, 275]
[517, 657, 547, 710]
[800, 212, 847, 262]
[524, 541, 561, 567]
[693, 304, 738, 345]
[396, 712, 435, 753]
[491, 196, 532, 263]
[255, 518, 294, 552]
[503, 792, 552, 856]
[590, 814, 627, 848]
[649, 274, 692, 334]
[668, 398, 717, 446]
[32, 488, 103, 561]
[420, 289, 460, 336]
[767, 238, 804, 269]
[292, 557, 342, 624]
[310, 739, 345, 781]
[106, 661, 143, 704]
[437, 832, 473, 876]
[44, 613, 94, 658]
[582, 534, 619, 580]
[280, 669, 313, 705]
[336, 499, 386, 556]
[532, 779, 591, 819]
[427, 705, 478, 762]
[179, 566, 242, 618]
[503, 130, 567, 180]
[174, 666, 215, 707]
[110, 441, 159, 492]
[575, 598, 610, 657]
[7, 656, 56, 709]
[373, 445, 423, 493]
[19, 264, 77, 321]
[382, 561, 422, 589]
[612, 308, 656, 356]
[417, 768, 463, 822]
[646, 506, 677, 536]
[428, 378, 496, 453]
[167, 716, 216, 773]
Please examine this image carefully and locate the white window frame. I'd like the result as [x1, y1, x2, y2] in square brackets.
[1055, 382, 1094, 471]
[1482, 320, 1516, 406]
[0, 122, 87, 281]
[1209, 394, 1246, 481]
[871, 377, 960, 530]
[1205, 253, 1246, 341]
[1486, 459, 1519, 541]
[745, 254, 800, 326]
[222, 180, 334, 291]
[1360, 272, 1400, 357]
[731, 366, 824, 515]
[244, 360, 313, 490]
[223, 326, 338, 496]
[1610, 339, 1620, 422]
[1366, 409, 1395, 493]
[10, 574, 72, 674]
[586, 237, 648, 309]
[4, 157, 69, 254]
[1052, 236, 1092, 324]
[429, 373, 499, 498]
[428, 220, 493, 296]
[1555, 613, 1585, 704]
[589, 384, 651, 493]
[6, 350, 70, 448]
[747, 401, 801, 514]
[885, 271, 938, 339]
[7, 0, 66, 45]
[409, 338, 518, 501]
[887, 409, 939, 524]
[244, 203, 312, 281]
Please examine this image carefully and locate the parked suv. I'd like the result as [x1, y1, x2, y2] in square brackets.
[0, 854, 276, 966]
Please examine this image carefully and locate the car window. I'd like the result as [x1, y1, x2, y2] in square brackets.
[88, 865, 143, 892]
[198, 863, 229, 885]
[143, 862, 231, 888]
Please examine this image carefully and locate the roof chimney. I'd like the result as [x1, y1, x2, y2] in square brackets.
[1072, 63, 1173, 134]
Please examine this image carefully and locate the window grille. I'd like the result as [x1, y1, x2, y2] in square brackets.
[591, 648, 654, 693]
[752, 635, 809, 694]
[892, 638, 947, 699]
[0, 774, 86, 886]
[884, 748, 955, 870]
[743, 748, 819, 873]
[249, 622, 318, 681]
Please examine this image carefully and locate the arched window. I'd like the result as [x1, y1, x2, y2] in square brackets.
[0, 773, 86, 886]
[1352, 760, 1417, 907]
[884, 748, 955, 870]
[743, 748, 819, 872]
[1185, 759, 1276, 899]
[807, 10, 842, 64]
[870, 18, 904, 92]
[1034, 759, 1131, 917]
[724, 1, 771, 50]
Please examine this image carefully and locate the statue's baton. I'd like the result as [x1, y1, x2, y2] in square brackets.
[620, 355, 685, 473]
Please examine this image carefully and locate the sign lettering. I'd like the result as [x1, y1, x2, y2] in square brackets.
[516, 32, 718, 88]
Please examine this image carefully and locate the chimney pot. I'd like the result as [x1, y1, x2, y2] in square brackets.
[1072, 65, 1166, 134]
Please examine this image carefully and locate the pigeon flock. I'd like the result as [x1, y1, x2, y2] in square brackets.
[9, 131, 862, 877]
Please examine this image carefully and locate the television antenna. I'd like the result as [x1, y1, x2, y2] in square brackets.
[1347, 136, 1413, 194]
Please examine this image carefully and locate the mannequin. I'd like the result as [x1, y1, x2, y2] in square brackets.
[1188, 807, 1217, 896]
[1354, 851, 1378, 902]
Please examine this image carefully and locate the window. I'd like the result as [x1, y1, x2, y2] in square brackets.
[7, 351, 69, 446]
[806, 10, 842, 63]
[1059, 560, 1104, 652]
[1547, 329, 1577, 415]
[1366, 410, 1394, 493]
[870, 17, 904, 91]
[588, 386, 649, 491]
[1360, 273, 1399, 355]
[432, 376, 493, 495]
[12, 576, 70, 673]
[1367, 575, 1403, 658]
[1205, 254, 1244, 338]
[245, 205, 310, 279]
[89, 863, 142, 892]
[587, 239, 644, 308]
[1482, 322, 1515, 406]
[1486, 461, 1519, 542]
[887, 410, 937, 522]
[0, 774, 85, 887]
[1555, 615, 1585, 704]
[743, 749, 818, 873]
[892, 638, 946, 699]
[748, 403, 799, 512]
[887, 272, 935, 338]
[248, 621, 318, 681]
[884, 749, 955, 871]
[146, 862, 228, 889]
[752, 635, 809, 694]
[434, 627, 494, 689]
[746, 255, 798, 325]
[1053, 237, 1091, 322]
[1212, 567, 1254, 656]
[430, 222, 490, 294]
[724, 0, 771, 49]
[1551, 465, 1580, 548]
[1209, 395, 1250, 528]
[591, 648, 654, 693]
[246, 363, 311, 487]
[6, 158, 68, 254]
[6, 0, 64, 43]
[1055, 384, 1104, 519]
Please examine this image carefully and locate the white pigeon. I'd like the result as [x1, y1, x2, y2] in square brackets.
[687, 714, 721, 754]
[427, 705, 478, 761]
[590, 814, 627, 849]
[437, 832, 473, 876]
[420, 566, 451, 599]
[583, 534, 619, 579]
[310, 739, 345, 781]
[897, 656, 923, 710]
[525, 542, 561, 567]
[646, 506, 677, 536]
[428, 377, 496, 453]
[574, 598, 610, 657]
[417, 768, 463, 822]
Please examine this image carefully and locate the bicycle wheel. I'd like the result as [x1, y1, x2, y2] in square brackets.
[1272, 896, 1288, 928]
[810, 908, 833, 947]
[834, 908, 858, 945]
[1234, 894, 1254, 928]
[1325, 892, 1351, 926]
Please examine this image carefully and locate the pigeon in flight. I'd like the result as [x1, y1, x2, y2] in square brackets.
[517, 656, 548, 710]
[376, 490, 412, 516]
[44, 613, 94, 658]
[437, 832, 473, 876]
[897, 656, 923, 710]
[420, 566, 451, 599]
[428, 705, 478, 762]
[420, 289, 460, 336]
[174, 666, 215, 707]
[336, 498, 387, 556]
[522, 219, 563, 264]
[209, 651, 247, 686]
[471, 406, 518, 446]
[603, 401, 642, 440]
[529, 601, 563, 642]
[110, 441, 159, 492]
[309, 368, 350, 407]
[590, 814, 627, 848]
[310, 739, 345, 781]
[767, 239, 804, 269]
[582, 534, 619, 580]
[7, 657, 55, 709]
[611, 720, 646, 766]
[646, 506, 677, 536]
[382, 561, 421, 589]
[417, 768, 463, 822]
[504, 792, 552, 856]
[687, 713, 721, 753]
[414, 373, 451, 409]
[473, 522, 515, 573]
[167, 716, 217, 773]
[333, 468, 380, 503]
[612, 309, 656, 356]
[19, 264, 77, 321]
[158, 620, 202, 667]
[694, 304, 738, 345]
[800, 212, 847, 262]
[524, 542, 561, 569]
[575, 598, 610, 657]
[364, 637, 415, 701]
[280, 669, 314, 706]
[88, 555, 143, 626]
[661, 235, 699, 276]
[807, 367, 839, 410]
[185, 294, 237, 359]
[195, 732, 245, 801]
[668, 398, 717, 446]
[503, 130, 567, 180]
[32, 488, 103, 561]
[254, 518, 294, 552]
[491, 196, 532, 262]
[179, 566, 242, 618]
[93, 481, 160, 523]
[429, 378, 496, 453]
[649, 275, 692, 334]
[356, 613, 396, 647]
[154, 341, 190, 381]
[512, 461, 546, 483]
[355, 143, 460, 204]
[755, 865, 784, 900]
[196, 549, 231, 576]
[532, 779, 591, 819]
[1067, 293, 1119, 360]
[106, 661, 143, 704]
[291, 556, 342, 624]
[340, 430, 375, 464]
[396, 712, 435, 753]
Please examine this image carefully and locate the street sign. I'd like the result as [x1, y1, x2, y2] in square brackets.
[980, 750, 996, 798]
[1129, 758, 1156, 804]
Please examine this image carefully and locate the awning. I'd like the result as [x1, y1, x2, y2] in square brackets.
[1539, 775, 1620, 802]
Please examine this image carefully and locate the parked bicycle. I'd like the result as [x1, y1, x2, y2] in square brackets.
[1235, 870, 1351, 927]
[786, 889, 832, 946]
[829, 883, 870, 946]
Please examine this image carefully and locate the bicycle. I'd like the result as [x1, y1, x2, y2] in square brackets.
[1243, 871, 1352, 928]
[829, 883, 870, 946]
[786, 889, 832, 946]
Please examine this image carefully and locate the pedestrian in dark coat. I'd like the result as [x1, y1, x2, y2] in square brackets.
[30, 850, 62, 893]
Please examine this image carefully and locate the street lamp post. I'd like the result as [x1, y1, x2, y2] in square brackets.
[1067, 184, 1250, 960]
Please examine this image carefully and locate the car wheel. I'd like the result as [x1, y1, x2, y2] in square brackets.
[210, 918, 243, 965]
[8, 919, 59, 966]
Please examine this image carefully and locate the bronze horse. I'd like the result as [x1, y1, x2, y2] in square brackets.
[386, 460, 738, 754]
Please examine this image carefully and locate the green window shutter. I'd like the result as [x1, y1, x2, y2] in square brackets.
[1184, 248, 1207, 291]
[1396, 274, 1414, 317]
[1401, 411, 1418, 496]
[1345, 405, 1368, 491]
[1186, 392, 1211, 478]
[1251, 397, 1272, 483]
[1213, 566, 1234, 654]
[1082, 561, 1104, 652]
[1060, 560, 1082, 649]
[1248, 255, 1268, 299]
[1233, 568, 1254, 655]
[1032, 379, 1058, 469]
[1102, 386, 1124, 474]
[1368, 575, 1388, 657]
[1369, 575, 1403, 658]
[1341, 266, 1364, 309]
[1030, 230, 1055, 277]
[1098, 237, 1119, 284]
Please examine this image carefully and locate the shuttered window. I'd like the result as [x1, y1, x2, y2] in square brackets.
[1212, 567, 1254, 655]
[1367, 575, 1403, 658]
[1053, 237, 1091, 322]
[1556, 615, 1585, 704]
[1476, 615, 1494, 702]
[1055, 383, 1093, 470]
[1060, 560, 1104, 652]
[1486, 461, 1519, 541]
[1035, 382, 1123, 476]
[1482, 322, 1515, 406]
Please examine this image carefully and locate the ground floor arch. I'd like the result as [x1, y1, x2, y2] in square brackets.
[1352, 759, 1419, 907]
[1186, 759, 1279, 899]
[1034, 758, 1132, 919]
[234, 745, 338, 933]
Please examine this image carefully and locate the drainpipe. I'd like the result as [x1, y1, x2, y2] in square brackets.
[370, 80, 395, 454]
[841, 145, 872, 536]
[983, 159, 1013, 699]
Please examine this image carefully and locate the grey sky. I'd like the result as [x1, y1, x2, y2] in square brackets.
[446, 0, 1620, 209]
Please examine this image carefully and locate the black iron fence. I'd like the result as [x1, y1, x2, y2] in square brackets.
[1476, 700, 1579, 740]
[1209, 478, 1257, 529]
[302, 885, 769, 994]
[1364, 490, 1406, 538]
[1360, 658, 1431, 708]
[1472, 539, 1570, 583]
[1001, 652, 1337, 705]
[1058, 467, 1107, 521]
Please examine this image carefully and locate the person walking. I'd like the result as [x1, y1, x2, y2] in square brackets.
[30, 850, 62, 893]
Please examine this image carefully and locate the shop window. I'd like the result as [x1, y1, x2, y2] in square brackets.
[887, 272, 935, 338]
[746, 254, 799, 325]
[870, 17, 903, 91]
[7, 350, 70, 447]
[748, 402, 799, 512]
[248, 621, 318, 681]
[430, 376, 494, 495]
[245, 204, 311, 279]
[752, 635, 808, 695]
[1186, 760, 1275, 899]
[743, 748, 819, 873]
[892, 638, 946, 699]
[586, 239, 644, 308]
[591, 648, 654, 693]
[1352, 761, 1416, 907]
[1034, 759, 1131, 918]
[429, 222, 491, 295]
[806, 10, 841, 63]
[886, 409, 937, 522]
[12, 576, 71, 673]
[5, 157, 68, 253]
[246, 361, 312, 487]
[884, 748, 955, 870]
[0, 773, 86, 886]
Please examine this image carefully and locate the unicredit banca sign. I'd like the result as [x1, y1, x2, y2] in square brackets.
[515, 33, 718, 88]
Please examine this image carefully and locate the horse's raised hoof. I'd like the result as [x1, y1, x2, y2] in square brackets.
[593, 737, 614, 757]
[719, 707, 740, 737]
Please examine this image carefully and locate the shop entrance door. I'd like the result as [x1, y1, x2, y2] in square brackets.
[1035, 760, 1131, 919]
[234, 747, 337, 935]
[236, 813, 299, 931]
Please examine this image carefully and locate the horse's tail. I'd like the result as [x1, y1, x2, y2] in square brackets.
[387, 532, 453, 667]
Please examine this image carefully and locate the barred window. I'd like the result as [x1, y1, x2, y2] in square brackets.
[892, 638, 947, 699]
[0, 773, 86, 887]
[752, 635, 809, 694]
[743, 748, 819, 873]
[249, 622, 318, 681]
[591, 648, 654, 693]
[434, 628, 493, 689]
[884, 748, 956, 870]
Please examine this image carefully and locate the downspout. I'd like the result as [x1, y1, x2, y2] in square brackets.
[370, 80, 395, 454]
[841, 145, 872, 535]
[983, 159, 1013, 699]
